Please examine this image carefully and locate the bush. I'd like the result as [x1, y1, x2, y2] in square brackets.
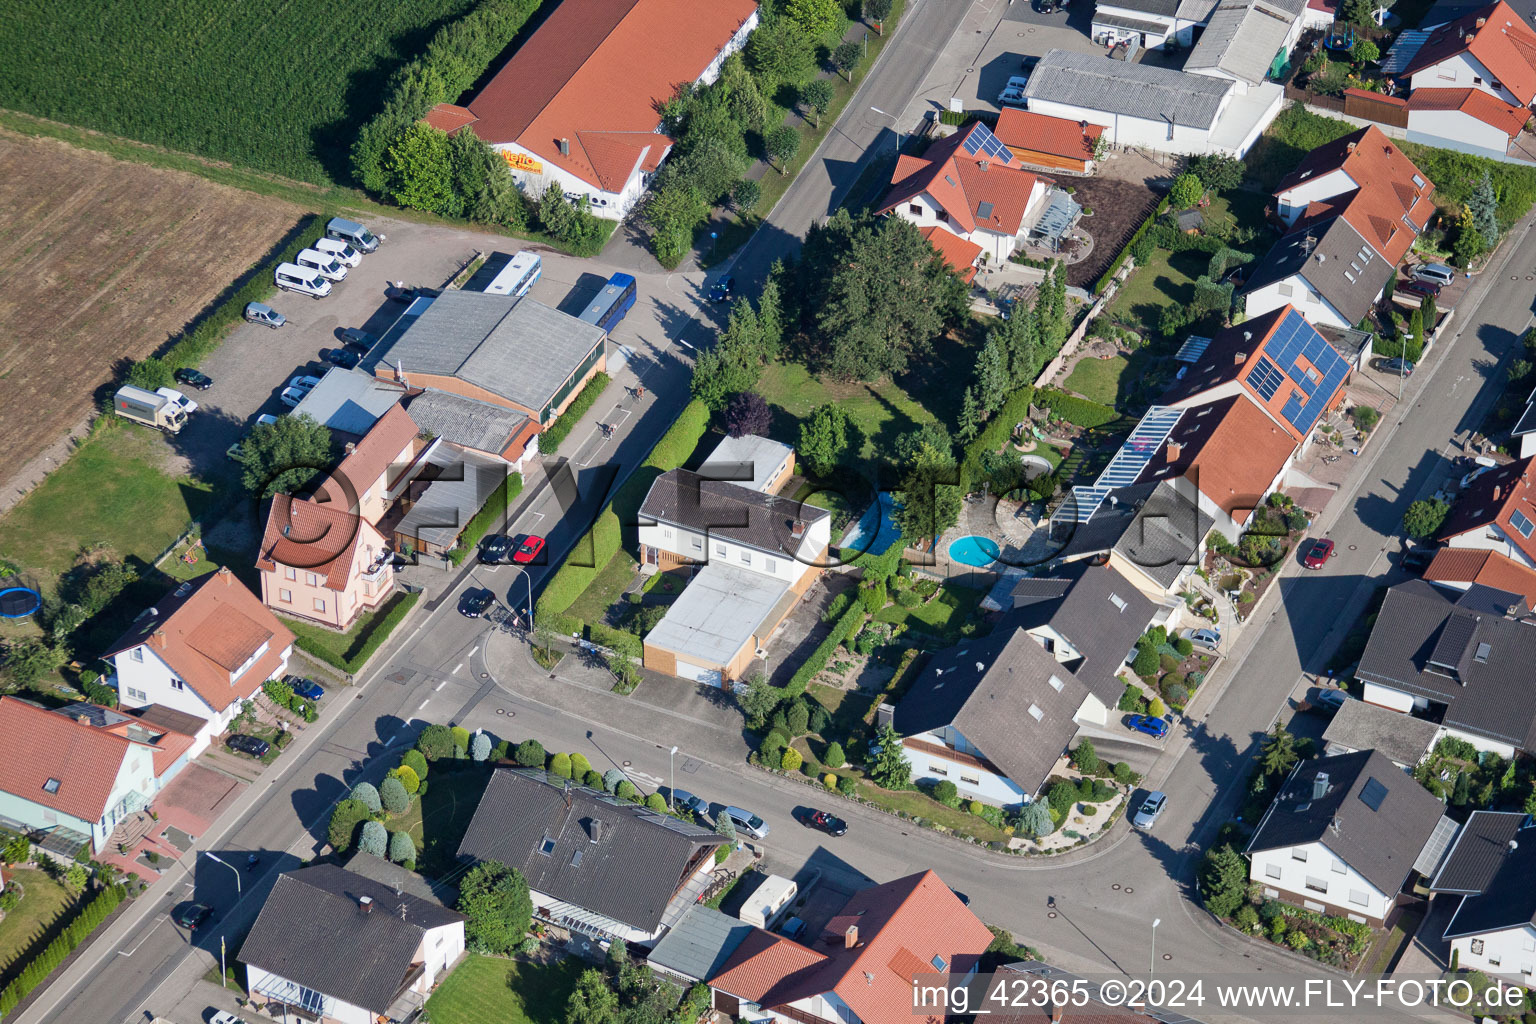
[470, 732, 492, 762]
[490, 740, 510, 762]
[583, 770, 603, 789]
[391, 765, 420, 795]
[934, 780, 960, 806]
[1118, 682, 1146, 712]
[1133, 645, 1160, 677]
[781, 748, 804, 771]
[380, 776, 410, 815]
[447, 470, 525, 565]
[824, 740, 846, 769]
[457, 861, 534, 955]
[514, 739, 546, 768]
[1020, 801, 1054, 837]
[615, 780, 639, 801]
[1148, 697, 1167, 718]
[1070, 740, 1100, 775]
[539, 374, 611, 456]
[569, 752, 592, 779]
[786, 601, 865, 697]
[1047, 780, 1079, 814]
[328, 798, 371, 853]
[417, 723, 455, 761]
[1034, 388, 1118, 428]
[645, 793, 667, 812]
[359, 820, 388, 858]
[785, 701, 810, 736]
[1174, 636, 1193, 657]
[350, 782, 382, 814]
[837, 776, 858, 796]
[402, 749, 428, 781]
[548, 752, 572, 778]
[967, 800, 984, 815]
[1094, 197, 1170, 294]
[388, 830, 416, 864]
[1234, 905, 1260, 932]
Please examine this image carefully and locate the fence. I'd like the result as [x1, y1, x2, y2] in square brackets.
[1285, 83, 1345, 114]
[1343, 88, 1409, 129]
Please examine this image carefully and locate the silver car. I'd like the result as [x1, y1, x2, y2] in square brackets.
[1181, 626, 1221, 650]
[244, 302, 286, 329]
[1132, 791, 1166, 829]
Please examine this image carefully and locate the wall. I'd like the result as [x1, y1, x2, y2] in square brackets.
[1410, 53, 1523, 108]
[1025, 97, 1225, 156]
[1245, 275, 1352, 330]
[247, 964, 372, 1024]
[1275, 168, 1355, 225]
[904, 730, 1029, 808]
[891, 195, 1019, 262]
[1406, 111, 1514, 161]
[1249, 839, 1391, 923]
[261, 520, 394, 630]
[410, 921, 466, 993]
[1359, 681, 1418, 713]
[1449, 924, 1536, 986]
[1439, 723, 1518, 760]
[1445, 526, 1536, 567]
[639, 521, 819, 588]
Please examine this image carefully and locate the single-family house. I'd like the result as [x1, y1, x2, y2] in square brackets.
[638, 467, 831, 684]
[1355, 580, 1536, 757]
[240, 861, 465, 1024]
[1423, 547, 1536, 605]
[1403, 3, 1536, 107]
[707, 870, 991, 1023]
[257, 495, 395, 630]
[106, 568, 295, 756]
[1184, 0, 1307, 90]
[1430, 810, 1536, 989]
[993, 108, 1105, 174]
[893, 619, 1094, 807]
[1247, 127, 1435, 327]
[1321, 698, 1439, 768]
[876, 122, 1060, 262]
[698, 434, 797, 495]
[322, 403, 422, 526]
[1022, 49, 1283, 157]
[0, 697, 194, 853]
[1044, 479, 1213, 599]
[1437, 456, 1536, 567]
[424, 0, 759, 219]
[1246, 749, 1458, 925]
[917, 226, 984, 284]
[456, 768, 728, 944]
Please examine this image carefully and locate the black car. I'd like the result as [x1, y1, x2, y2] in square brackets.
[1398, 279, 1441, 299]
[174, 368, 214, 391]
[708, 275, 734, 304]
[480, 534, 513, 563]
[949, 888, 971, 907]
[802, 809, 847, 836]
[175, 902, 213, 930]
[459, 587, 494, 618]
[323, 348, 360, 369]
[225, 734, 270, 758]
[340, 328, 378, 352]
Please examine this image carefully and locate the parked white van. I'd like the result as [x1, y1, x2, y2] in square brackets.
[295, 248, 348, 282]
[274, 262, 332, 299]
[313, 237, 362, 267]
[326, 217, 381, 253]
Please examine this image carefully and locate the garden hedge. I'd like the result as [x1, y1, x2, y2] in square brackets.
[538, 373, 611, 456]
[1034, 388, 1118, 428]
[448, 471, 524, 566]
[0, 883, 126, 1014]
[785, 602, 866, 697]
[295, 591, 421, 674]
[959, 385, 1036, 494]
[1093, 197, 1170, 295]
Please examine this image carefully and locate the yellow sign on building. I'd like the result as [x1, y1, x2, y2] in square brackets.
[501, 151, 544, 174]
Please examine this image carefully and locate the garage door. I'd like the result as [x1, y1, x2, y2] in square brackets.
[675, 660, 723, 687]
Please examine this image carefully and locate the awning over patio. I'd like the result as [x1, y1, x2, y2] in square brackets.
[1029, 190, 1082, 244]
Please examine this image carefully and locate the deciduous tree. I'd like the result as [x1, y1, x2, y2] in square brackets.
[1402, 498, 1449, 539]
[799, 78, 835, 127]
[240, 414, 332, 498]
[798, 404, 852, 476]
[383, 123, 453, 213]
[788, 0, 843, 35]
[833, 42, 863, 82]
[458, 861, 534, 954]
[1167, 172, 1204, 210]
[866, 0, 894, 32]
[724, 391, 772, 437]
[767, 126, 801, 173]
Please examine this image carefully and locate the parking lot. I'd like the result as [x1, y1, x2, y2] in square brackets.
[964, 1, 1109, 112]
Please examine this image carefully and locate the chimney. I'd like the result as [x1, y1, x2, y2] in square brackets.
[845, 925, 859, 948]
[1312, 772, 1329, 800]
[791, 521, 806, 539]
[1166, 442, 1182, 463]
[558, 138, 570, 156]
[344, 441, 357, 455]
[1477, 15, 1487, 27]
[1347, 140, 1356, 152]
[1494, 484, 1503, 501]
[1050, 1003, 1065, 1024]
[359, 895, 374, 913]
[590, 819, 603, 844]
[1234, 351, 1247, 366]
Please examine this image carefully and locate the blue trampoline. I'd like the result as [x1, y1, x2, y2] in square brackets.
[0, 587, 41, 618]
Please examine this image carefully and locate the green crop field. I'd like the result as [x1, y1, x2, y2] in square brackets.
[0, 0, 480, 185]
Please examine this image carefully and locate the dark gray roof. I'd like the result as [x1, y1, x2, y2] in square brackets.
[1513, 383, 1536, 437]
[1245, 215, 1392, 325]
[646, 905, 754, 982]
[1023, 49, 1232, 130]
[1093, 10, 1176, 31]
[894, 620, 1089, 798]
[126, 703, 207, 737]
[1356, 580, 1536, 751]
[1009, 579, 1073, 609]
[1044, 482, 1210, 591]
[1246, 750, 1450, 895]
[1009, 562, 1158, 705]
[1321, 699, 1439, 767]
[457, 768, 726, 933]
[1430, 811, 1530, 894]
[344, 851, 443, 904]
[640, 470, 830, 560]
[364, 290, 605, 415]
[1442, 823, 1536, 938]
[404, 389, 529, 456]
[239, 863, 463, 1013]
[1096, 0, 1179, 17]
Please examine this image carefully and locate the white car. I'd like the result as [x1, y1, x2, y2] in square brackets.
[211, 1012, 250, 1024]
[279, 387, 309, 408]
[313, 236, 362, 267]
[287, 375, 322, 392]
[257, 413, 279, 426]
[998, 75, 1030, 106]
[155, 387, 198, 415]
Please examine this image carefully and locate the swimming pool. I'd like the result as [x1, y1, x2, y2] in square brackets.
[840, 492, 901, 555]
[948, 535, 1000, 567]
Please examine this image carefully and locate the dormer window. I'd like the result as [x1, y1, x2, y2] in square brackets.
[539, 835, 556, 856]
[230, 640, 270, 683]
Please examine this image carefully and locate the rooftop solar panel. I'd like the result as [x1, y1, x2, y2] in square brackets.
[1259, 309, 1348, 434]
[1059, 407, 1182, 524]
[1247, 357, 1283, 400]
[961, 123, 1014, 164]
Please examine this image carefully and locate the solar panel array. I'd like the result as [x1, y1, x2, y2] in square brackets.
[1252, 309, 1349, 435]
[1060, 407, 1183, 524]
[960, 122, 1014, 164]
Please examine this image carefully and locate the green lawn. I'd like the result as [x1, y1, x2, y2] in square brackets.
[0, 869, 78, 978]
[853, 780, 1009, 843]
[0, 424, 215, 577]
[1062, 354, 1130, 406]
[285, 591, 420, 674]
[392, 768, 491, 878]
[426, 955, 586, 1024]
[872, 584, 988, 641]
[563, 551, 639, 629]
[756, 362, 938, 459]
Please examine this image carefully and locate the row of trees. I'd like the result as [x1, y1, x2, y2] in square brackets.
[958, 260, 1068, 443]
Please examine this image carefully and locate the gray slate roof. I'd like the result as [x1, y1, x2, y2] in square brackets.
[1023, 49, 1233, 130]
[894, 619, 1090, 799]
[1321, 698, 1439, 768]
[1246, 750, 1452, 895]
[1443, 824, 1536, 938]
[641, 470, 830, 560]
[1356, 580, 1536, 751]
[1009, 562, 1158, 705]
[1430, 810, 1530, 894]
[345, 851, 445, 904]
[646, 905, 755, 982]
[239, 863, 463, 1013]
[700, 434, 795, 494]
[290, 369, 408, 437]
[405, 389, 529, 457]
[457, 768, 726, 933]
[395, 445, 512, 548]
[1184, 0, 1298, 85]
[1245, 215, 1392, 325]
[364, 290, 605, 415]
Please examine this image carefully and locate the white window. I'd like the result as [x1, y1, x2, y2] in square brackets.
[1348, 889, 1369, 906]
[1332, 859, 1346, 874]
[1292, 849, 1308, 862]
[130, 647, 144, 662]
[929, 764, 948, 776]
[305, 572, 319, 587]
[714, 542, 726, 557]
[1304, 876, 1328, 894]
[170, 679, 184, 691]
[1265, 863, 1282, 880]
[960, 775, 980, 786]
[765, 557, 777, 573]
[284, 566, 296, 581]
[314, 598, 327, 613]
[740, 551, 751, 566]
[1278, 283, 1294, 297]
[279, 589, 292, 603]
[692, 536, 703, 551]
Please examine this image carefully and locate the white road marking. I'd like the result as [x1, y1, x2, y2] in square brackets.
[417, 699, 429, 710]
[627, 770, 663, 787]
[468, 646, 479, 657]
[527, 510, 546, 524]
[436, 680, 448, 692]
[453, 662, 464, 674]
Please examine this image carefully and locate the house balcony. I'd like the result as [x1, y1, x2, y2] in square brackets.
[360, 558, 394, 584]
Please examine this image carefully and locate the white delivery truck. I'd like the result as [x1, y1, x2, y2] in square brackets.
[113, 385, 186, 433]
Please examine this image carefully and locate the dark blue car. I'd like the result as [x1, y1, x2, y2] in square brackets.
[284, 675, 324, 701]
[1127, 714, 1169, 738]
[708, 275, 734, 303]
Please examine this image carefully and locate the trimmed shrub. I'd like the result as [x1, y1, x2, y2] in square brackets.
[1174, 636, 1194, 657]
[359, 820, 388, 858]
[328, 798, 371, 853]
[824, 773, 838, 788]
[389, 830, 416, 864]
[824, 741, 846, 769]
[416, 723, 455, 761]
[615, 780, 639, 801]
[645, 793, 667, 812]
[968, 800, 984, 815]
[1035, 388, 1118, 428]
[380, 777, 410, 815]
[548, 752, 573, 778]
[583, 769, 603, 789]
[934, 780, 960, 806]
[470, 733, 492, 762]
[490, 740, 511, 761]
[447, 471, 525, 565]
[570, 752, 592, 778]
[838, 776, 858, 796]
[391, 765, 420, 795]
[785, 702, 810, 736]
[402, 749, 428, 780]
[781, 747, 804, 771]
[514, 739, 546, 767]
[786, 602, 865, 696]
[350, 782, 382, 814]
[450, 726, 471, 751]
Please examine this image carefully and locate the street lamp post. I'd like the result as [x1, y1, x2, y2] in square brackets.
[510, 567, 534, 631]
[709, 231, 718, 260]
[1149, 918, 1161, 986]
[203, 850, 241, 895]
[669, 746, 679, 810]
[870, 106, 902, 154]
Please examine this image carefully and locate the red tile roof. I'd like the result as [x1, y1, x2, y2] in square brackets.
[258, 495, 379, 592]
[1409, 87, 1530, 137]
[423, 104, 478, 135]
[327, 404, 418, 516]
[1439, 456, 1536, 562]
[1403, 1, 1536, 105]
[877, 123, 1045, 236]
[1138, 395, 1298, 520]
[993, 108, 1103, 163]
[105, 568, 294, 713]
[918, 226, 983, 283]
[711, 871, 991, 1024]
[442, 0, 757, 193]
[1424, 548, 1536, 604]
[0, 698, 133, 821]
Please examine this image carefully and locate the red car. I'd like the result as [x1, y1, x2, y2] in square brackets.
[512, 535, 546, 564]
[1302, 538, 1335, 569]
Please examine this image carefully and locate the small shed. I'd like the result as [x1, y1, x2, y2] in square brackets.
[1174, 208, 1205, 234]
